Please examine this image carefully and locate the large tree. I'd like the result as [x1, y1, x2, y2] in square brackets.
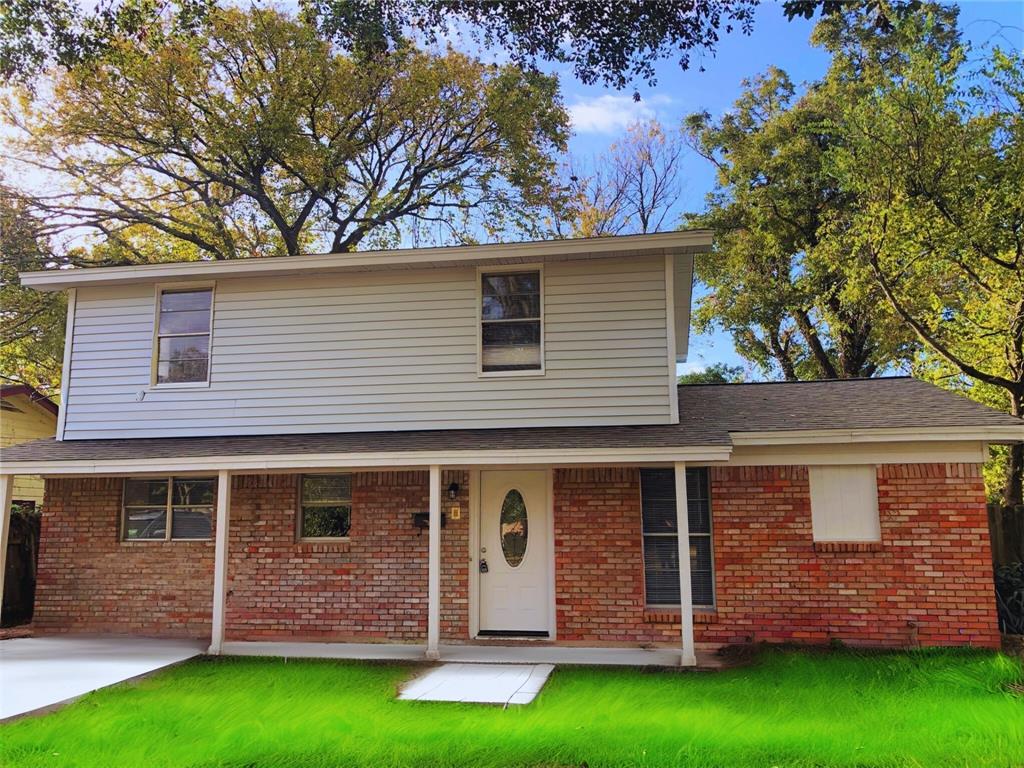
[2, 1, 930, 92]
[0, 183, 67, 393]
[2, 6, 569, 259]
[2, 0, 762, 90]
[684, 63, 915, 381]
[825, 33, 1024, 507]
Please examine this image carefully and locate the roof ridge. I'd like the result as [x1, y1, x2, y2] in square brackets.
[677, 376, 913, 388]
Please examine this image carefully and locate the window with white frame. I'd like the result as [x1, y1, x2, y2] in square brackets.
[640, 468, 714, 607]
[154, 287, 212, 384]
[299, 474, 352, 539]
[122, 477, 215, 541]
[480, 270, 542, 373]
[809, 465, 880, 541]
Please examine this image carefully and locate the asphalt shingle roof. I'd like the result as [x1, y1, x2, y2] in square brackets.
[1, 377, 1020, 464]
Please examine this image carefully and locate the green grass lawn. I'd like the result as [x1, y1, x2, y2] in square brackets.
[2, 648, 1022, 767]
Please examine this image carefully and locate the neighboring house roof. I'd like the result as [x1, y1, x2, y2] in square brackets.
[2, 378, 1020, 470]
[0, 385, 59, 418]
[18, 230, 713, 292]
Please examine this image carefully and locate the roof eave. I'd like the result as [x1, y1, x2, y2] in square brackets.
[0, 444, 732, 476]
[730, 425, 1024, 445]
[19, 230, 714, 292]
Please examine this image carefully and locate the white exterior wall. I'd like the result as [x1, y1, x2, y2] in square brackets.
[62, 256, 674, 439]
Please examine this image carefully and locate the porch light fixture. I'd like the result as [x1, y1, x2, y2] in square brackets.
[447, 482, 460, 500]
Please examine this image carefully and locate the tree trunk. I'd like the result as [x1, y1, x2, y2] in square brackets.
[793, 308, 839, 379]
[1003, 389, 1024, 509]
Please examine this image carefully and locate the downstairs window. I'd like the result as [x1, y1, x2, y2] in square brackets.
[299, 474, 352, 540]
[640, 468, 714, 608]
[122, 477, 215, 541]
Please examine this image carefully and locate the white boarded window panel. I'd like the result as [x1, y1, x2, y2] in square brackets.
[809, 465, 880, 542]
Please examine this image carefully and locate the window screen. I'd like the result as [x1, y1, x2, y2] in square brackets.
[300, 474, 352, 539]
[480, 271, 542, 372]
[640, 468, 714, 607]
[155, 288, 212, 384]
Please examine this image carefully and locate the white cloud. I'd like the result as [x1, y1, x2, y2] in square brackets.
[567, 94, 672, 134]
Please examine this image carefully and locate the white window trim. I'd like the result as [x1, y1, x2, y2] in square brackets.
[150, 281, 215, 390]
[476, 264, 545, 378]
[297, 473, 353, 542]
[640, 467, 716, 610]
[121, 476, 215, 542]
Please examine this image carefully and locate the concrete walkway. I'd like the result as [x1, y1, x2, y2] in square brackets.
[399, 663, 555, 705]
[0, 636, 205, 720]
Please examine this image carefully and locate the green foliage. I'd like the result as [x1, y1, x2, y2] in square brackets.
[822, 15, 1024, 504]
[678, 362, 746, 385]
[309, 1, 760, 93]
[685, 1, 1023, 503]
[0, 186, 65, 394]
[684, 60, 915, 381]
[3, 6, 570, 258]
[2, 0, 762, 91]
[1, 650, 1022, 767]
[996, 562, 1024, 636]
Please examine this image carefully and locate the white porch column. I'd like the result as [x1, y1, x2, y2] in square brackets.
[0, 475, 13, 626]
[209, 469, 231, 655]
[426, 464, 441, 660]
[674, 461, 697, 667]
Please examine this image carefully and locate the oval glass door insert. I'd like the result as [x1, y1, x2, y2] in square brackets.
[500, 489, 529, 567]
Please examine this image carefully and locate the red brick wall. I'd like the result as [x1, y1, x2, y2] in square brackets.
[224, 470, 468, 642]
[554, 468, 648, 643]
[554, 464, 1000, 649]
[34, 477, 214, 637]
[34, 463, 998, 650]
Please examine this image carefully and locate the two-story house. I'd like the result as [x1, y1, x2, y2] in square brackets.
[1, 231, 1021, 664]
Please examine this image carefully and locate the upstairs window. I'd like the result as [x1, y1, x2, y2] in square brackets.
[123, 477, 215, 541]
[480, 270, 542, 373]
[155, 287, 212, 385]
[640, 468, 715, 608]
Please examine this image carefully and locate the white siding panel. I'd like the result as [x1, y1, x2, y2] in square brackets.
[63, 258, 672, 438]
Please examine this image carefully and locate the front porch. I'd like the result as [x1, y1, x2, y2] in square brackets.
[0, 455, 718, 667]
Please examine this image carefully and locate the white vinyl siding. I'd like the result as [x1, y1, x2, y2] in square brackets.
[61, 257, 673, 439]
[808, 465, 881, 542]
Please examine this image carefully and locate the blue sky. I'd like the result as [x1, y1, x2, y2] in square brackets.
[551, 1, 1024, 377]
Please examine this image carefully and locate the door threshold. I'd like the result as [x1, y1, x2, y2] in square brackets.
[476, 630, 550, 639]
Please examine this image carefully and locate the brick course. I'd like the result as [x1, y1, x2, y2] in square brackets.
[554, 464, 1000, 649]
[34, 477, 214, 637]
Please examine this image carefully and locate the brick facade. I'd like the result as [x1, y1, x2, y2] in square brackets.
[553, 464, 1000, 649]
[33, 462, 999, 649]
[34, 477, 214, 637]
[224, 470, 469, 642]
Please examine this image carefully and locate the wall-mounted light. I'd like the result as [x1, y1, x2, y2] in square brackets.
[447, 482, 460, 500]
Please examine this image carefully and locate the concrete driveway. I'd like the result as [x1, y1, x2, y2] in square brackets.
[0, 635, 205, 720]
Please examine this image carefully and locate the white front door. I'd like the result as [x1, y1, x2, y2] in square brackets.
[478, 470, 550, 635]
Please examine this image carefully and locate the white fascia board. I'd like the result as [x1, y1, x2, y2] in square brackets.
[4, 445, 732, 476]
[730, 425, 1024, 446]
[20, 231, 714, 292]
